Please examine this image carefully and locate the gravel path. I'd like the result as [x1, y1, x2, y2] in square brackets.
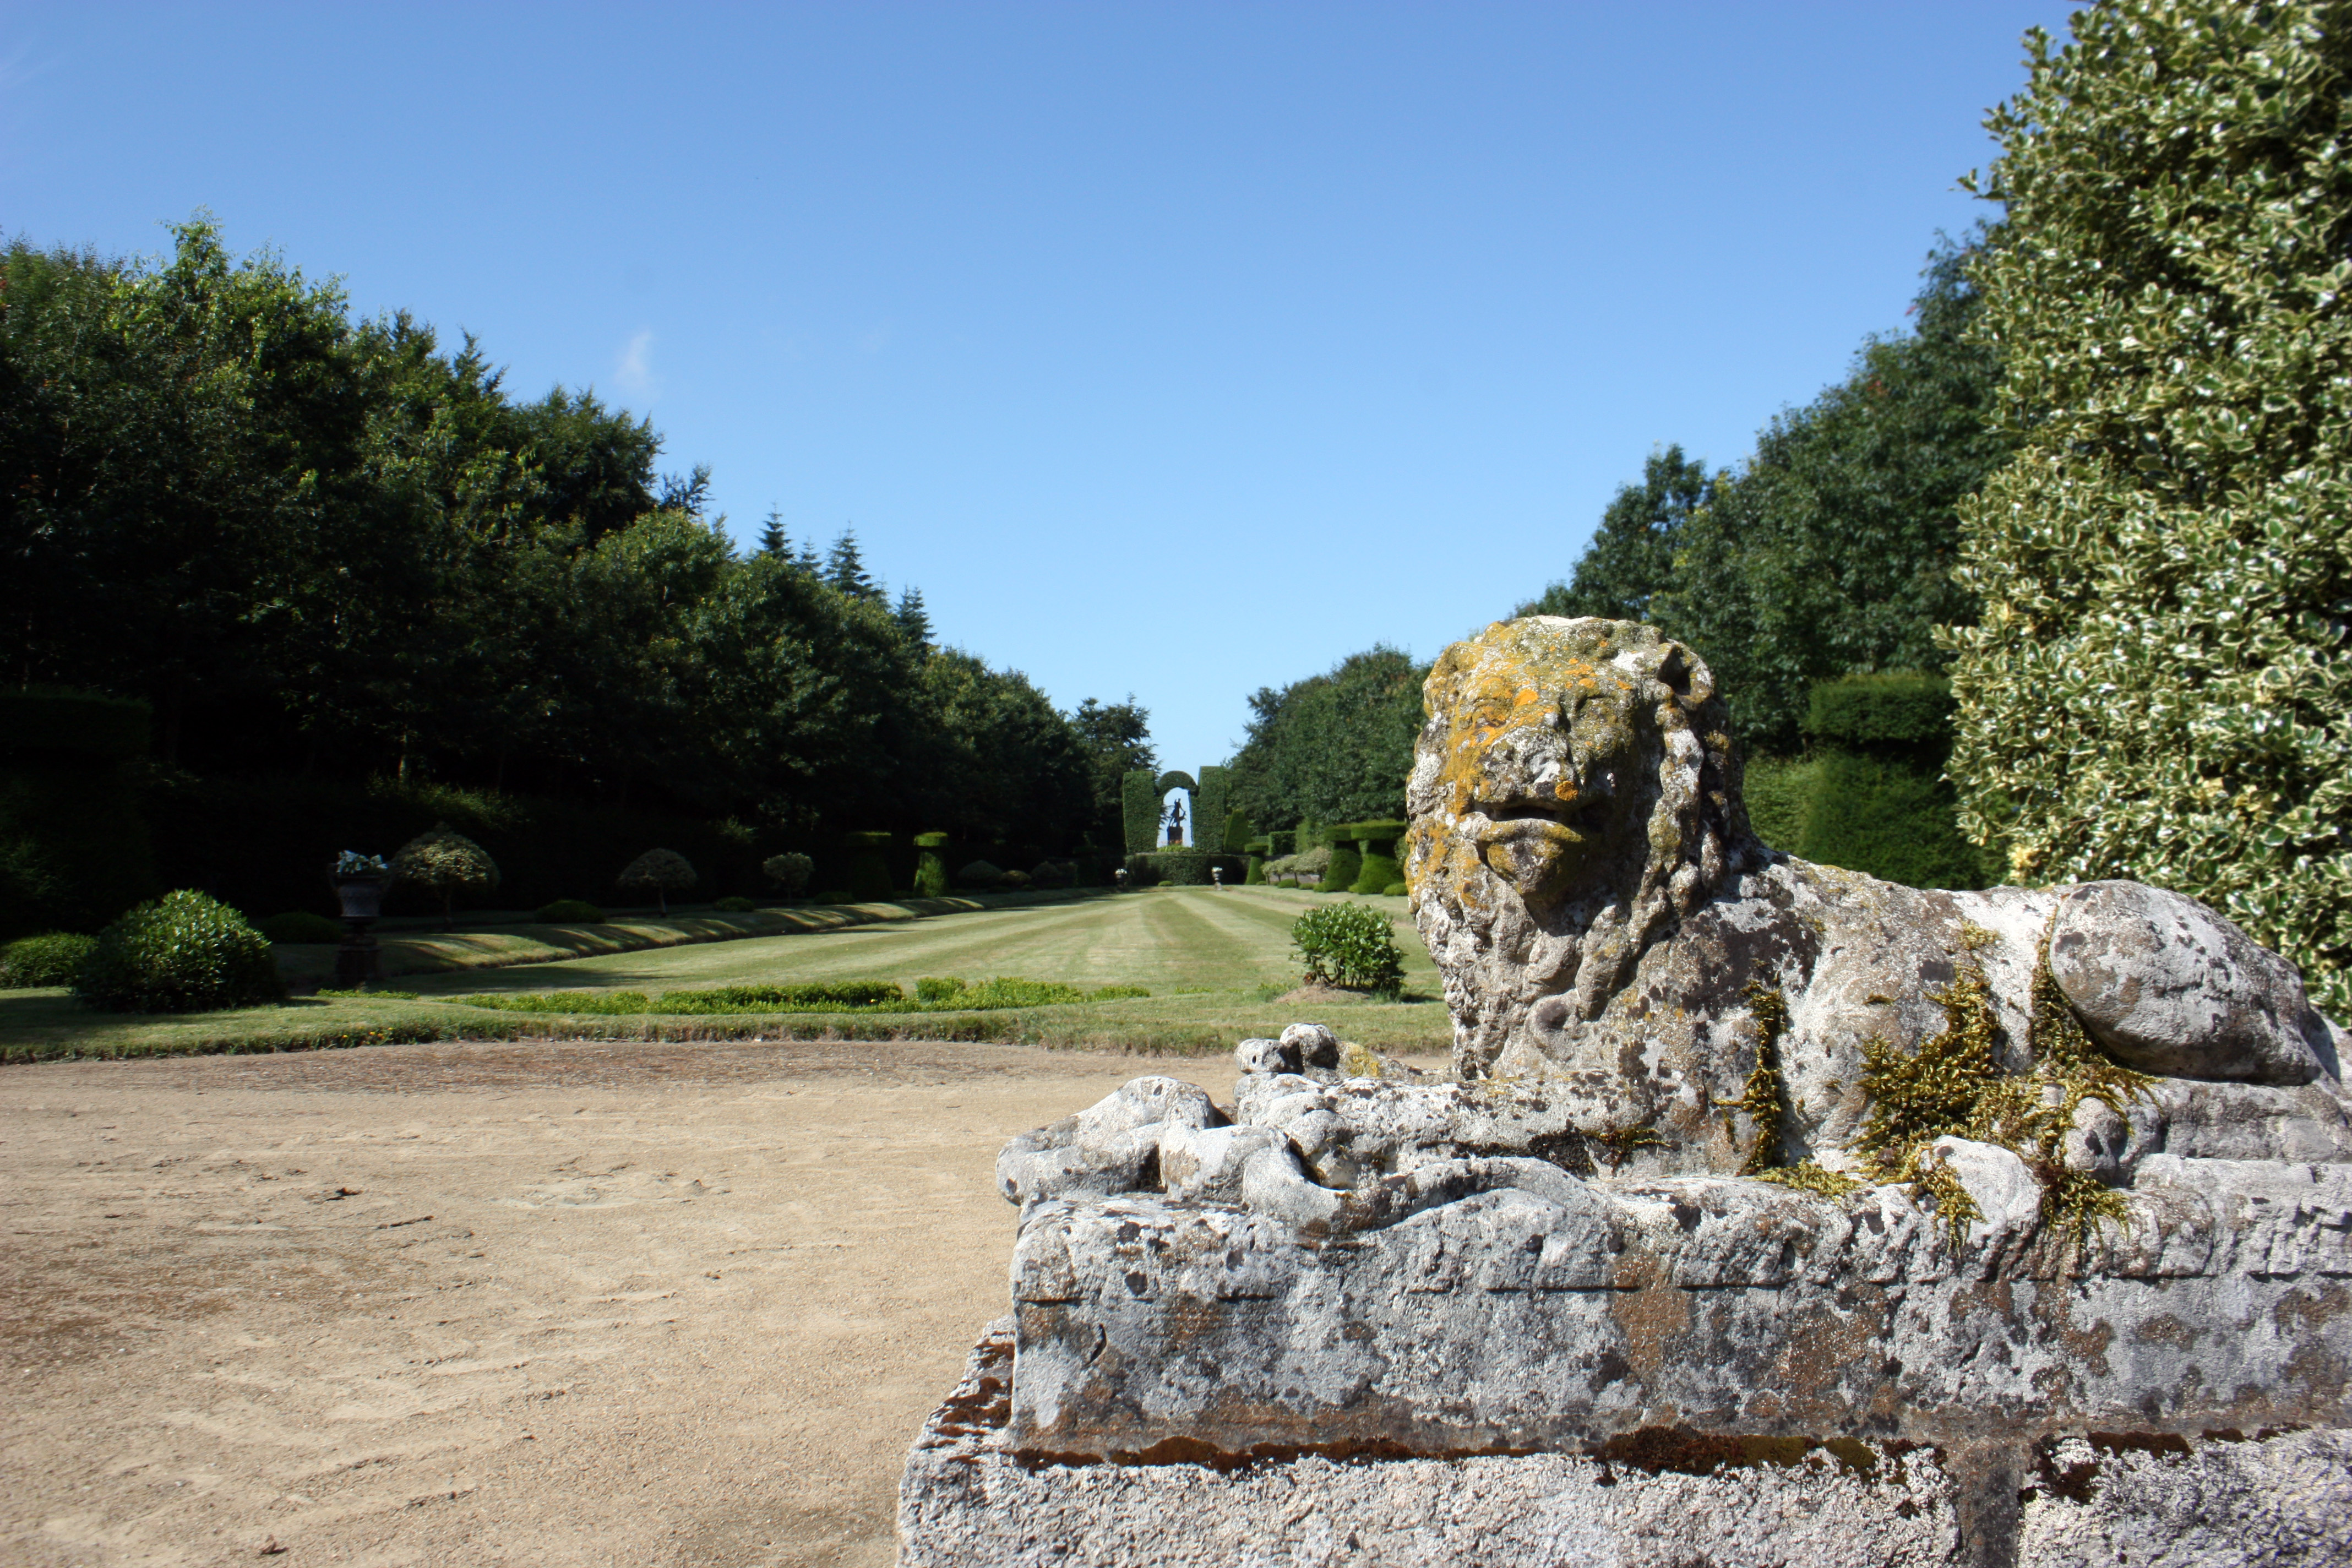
[0, 1037, 1258, 1566]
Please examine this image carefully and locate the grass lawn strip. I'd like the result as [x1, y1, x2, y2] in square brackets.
[268, 888, 1112, 989]
[1, 888, 1451, 1063]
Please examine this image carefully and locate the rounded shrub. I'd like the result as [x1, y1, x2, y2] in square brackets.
[1000, 868, 1034, 890]
[1381, 881, 1407, 898]
[761, 852, 814, 897]
[536, 899, 607, 923]
[1289, 902, 1405, 998]
[1, 931, 97, 988]
[618, 848, 698, 915]
[957, 859, 1005, 889]
[73, 890, 283, 1014]
[258, 911, 345, 945]
[712, 895, 758, 913]
[1029, 861, 1069, 889]
[390, 821, 502, 928]
[1321, 825, 1365, 895]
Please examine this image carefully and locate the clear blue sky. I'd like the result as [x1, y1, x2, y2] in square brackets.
[1, 2, 2076, 777]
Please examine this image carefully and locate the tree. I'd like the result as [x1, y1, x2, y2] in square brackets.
[1228, 647, 1426, 831]
[1070, 697, 1156, 857]
[1659, 233, 2013, 749]
[1517, 447, 1712, 624]
[894, 586, 933, 650]
[390, 821, 502, 929]
[618, 847, 697, 914]
[1943, 0, 2352, 1014]
[826, 528, 881, 601]
[756, 509, 787, 557]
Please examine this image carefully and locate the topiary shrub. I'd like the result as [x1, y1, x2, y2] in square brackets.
[1000, 868, 1034, 890]
[391, 822, 502, 929]
[1347, 819, 1409, 896]
[1381, 881, 1407, 897]
[1289, 902, 1404, 998]
[712, 895, 758, 913]
[1, 931, 97, 988]
[1321, 829, 1364, 894]
[258, 911, 344, 945]
[957, 859, 1005, 889]
[72, 890, 282, 1014]
[1028, 861, 1069, 889]
[536, 899, 607, 923]
[761, 852, 814, 897]
[618, 848, 698, 915]
[912, 832, 951, 897]
[843, 831, 894, 902]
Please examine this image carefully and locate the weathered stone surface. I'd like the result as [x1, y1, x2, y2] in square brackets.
[1397, 617, 2352, 1180]
[995, 1075, 1223, 1214]
[1005, 1157, 2352, 1461]
[1280, 1021, 1343, 1069]
[2049, 879, 2329, 1085]
[901, 1323, 2346, 1567]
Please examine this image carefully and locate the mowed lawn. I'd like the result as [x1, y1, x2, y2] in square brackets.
[0, 886, 1454, 1062]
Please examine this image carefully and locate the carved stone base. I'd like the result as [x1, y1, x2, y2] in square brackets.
[900, 1322, 2351, 1568]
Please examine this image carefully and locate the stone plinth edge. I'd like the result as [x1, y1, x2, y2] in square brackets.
[897, 1324, 2352, 1567]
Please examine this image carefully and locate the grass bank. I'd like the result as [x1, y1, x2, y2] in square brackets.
[3, 887, 1452, 1064]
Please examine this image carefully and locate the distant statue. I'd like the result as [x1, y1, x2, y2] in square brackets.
[1164, 796, 1186, 846]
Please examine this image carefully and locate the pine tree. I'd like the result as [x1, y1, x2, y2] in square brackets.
[895, 586, 933, 649]
[826, 529, 882, 601]
[756, 508, 787, 557]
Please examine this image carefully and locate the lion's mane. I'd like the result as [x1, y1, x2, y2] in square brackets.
[1405, 617, 1755, 1078]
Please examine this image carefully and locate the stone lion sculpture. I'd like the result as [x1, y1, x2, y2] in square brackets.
[1401, 616, 2348, 1180]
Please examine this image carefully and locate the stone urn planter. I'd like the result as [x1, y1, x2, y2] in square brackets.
[329, 861, 389, 987]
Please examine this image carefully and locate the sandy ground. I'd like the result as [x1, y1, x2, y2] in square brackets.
[0, 1037, 1297, 1567]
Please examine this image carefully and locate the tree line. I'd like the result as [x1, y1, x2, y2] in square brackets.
[1, 221, 1154, 861]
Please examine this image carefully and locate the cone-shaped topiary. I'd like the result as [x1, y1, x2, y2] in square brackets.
[72, 890, 282, 1014]
[618, 848, 698, 916]
[391, 822, 501, 930]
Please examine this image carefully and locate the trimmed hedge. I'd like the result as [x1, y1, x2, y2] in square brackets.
[1, 931, 97, 988]
[1322, 835, 1363, 895]
[1793, 675, 1995, 891]
[72, 890, 283, 1014]
[1122, 771, 1162, 854]
[1807, 674, 1957, 751]
[536, 899, 608, 923]
[1346, 818, 1408, 896]
[140, 772, 776, 921]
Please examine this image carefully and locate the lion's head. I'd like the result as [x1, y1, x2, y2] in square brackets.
[1406, 617, 1754, 1077]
